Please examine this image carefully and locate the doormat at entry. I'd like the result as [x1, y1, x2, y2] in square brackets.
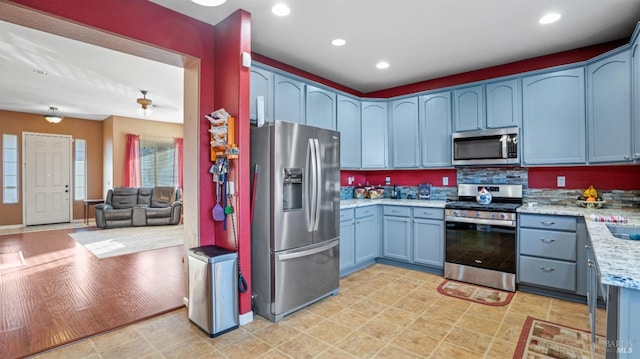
[514, 316, 606, 359]
[436, 279, 514, 306]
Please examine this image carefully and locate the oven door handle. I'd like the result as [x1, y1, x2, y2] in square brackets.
[445, 216, 516, 228]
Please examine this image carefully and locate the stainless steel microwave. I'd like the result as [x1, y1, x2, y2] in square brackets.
[452, 127, 519, 166]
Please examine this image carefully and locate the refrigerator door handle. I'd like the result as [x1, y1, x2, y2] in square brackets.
[307, 138, 319, 232]
[277, 240, 339, 261]
[312, 138, 321, 232]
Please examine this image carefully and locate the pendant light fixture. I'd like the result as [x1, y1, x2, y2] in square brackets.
[44, 106, 63, 124]
[191, 0, 227, 6]
[136, 90, 153, 117]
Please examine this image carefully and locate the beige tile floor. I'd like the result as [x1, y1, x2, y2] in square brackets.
[31, 264, 606, 359]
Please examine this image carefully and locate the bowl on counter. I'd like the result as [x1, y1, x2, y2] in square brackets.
[367, 187, 385, 199]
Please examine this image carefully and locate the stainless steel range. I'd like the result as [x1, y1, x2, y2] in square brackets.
[444, 184, 522, 292]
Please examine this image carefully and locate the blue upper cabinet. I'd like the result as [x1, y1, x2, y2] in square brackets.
[522, 68, 586, 165]
[419, 91, 452, 167]
[632, 41, 640, 161]
[337, 95, 361, 168]
[249, 67, 274, 124]
[453, 85, 484, 132]
[486, 79, 521, 129]
[361, 101, 388, 169]
[306, 85, 336, 130]
[390, 97, 420, 168]
[587, 50, 632, 163]
[274, 74, 305, 124]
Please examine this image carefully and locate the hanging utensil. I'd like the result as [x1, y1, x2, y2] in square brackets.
[212, 179, 225, 221]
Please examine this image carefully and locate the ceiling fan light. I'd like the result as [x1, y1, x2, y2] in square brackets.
[191, 0, 226, 6]
[43, 106, 63, 124]
[137, 107, 153, 117]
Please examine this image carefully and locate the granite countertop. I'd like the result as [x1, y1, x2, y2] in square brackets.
[340, 199, 640, 290]
[340, 199, 448, 209]
[518, 204, 640, 290]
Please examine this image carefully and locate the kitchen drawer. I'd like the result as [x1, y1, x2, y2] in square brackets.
[355, 206, 376, 218]
[518, 256, 576, 292]
[519, 214, 577, 232]
[340, 209, 354, 222]
[383, 206, 411, 217]
[413, 207, 444, 220]
[519, 228, 577, 261]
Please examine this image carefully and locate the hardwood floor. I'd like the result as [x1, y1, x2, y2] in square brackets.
[0, 225, 185, 359]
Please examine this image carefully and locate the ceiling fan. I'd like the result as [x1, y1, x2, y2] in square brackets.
[136, 90, 153, 116]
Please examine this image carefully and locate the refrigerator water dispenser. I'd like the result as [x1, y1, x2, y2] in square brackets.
[283, 168, 302, 212]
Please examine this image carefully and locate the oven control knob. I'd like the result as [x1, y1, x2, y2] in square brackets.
[500, 213, 506, 219]
[490, 213, 496, 219]
[475, 212, 480, 217]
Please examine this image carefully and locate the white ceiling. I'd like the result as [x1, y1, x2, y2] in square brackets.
[1, 1, 640, 123]
[0, 19, 184, 123]
[152, 0, 640, 93]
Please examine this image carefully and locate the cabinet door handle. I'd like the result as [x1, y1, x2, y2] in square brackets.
[422, 211, 434, 215]
[539, 238, 555, 244]
[474, 259, 483, 264]
[585, 245, 590, 249]
[392, 209, 400, 213]
[540, 221, 555, 226]
[539, 266, 555, 272]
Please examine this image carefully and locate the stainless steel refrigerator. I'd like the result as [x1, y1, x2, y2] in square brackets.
[250, 120, 340, 322]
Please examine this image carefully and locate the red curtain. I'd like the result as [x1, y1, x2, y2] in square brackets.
[174, 137, 183, 190]
[123, 134, 141, 187]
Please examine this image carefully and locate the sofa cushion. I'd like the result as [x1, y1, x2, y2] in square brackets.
[138, 187, 153, 207]
[111, 188, 139, 209]
[146, 207, 172, 218]
[104, 208, 133, 221]
[151, 187, 176, 208]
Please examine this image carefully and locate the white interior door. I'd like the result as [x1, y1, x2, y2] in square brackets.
[23, 133, 72, 225]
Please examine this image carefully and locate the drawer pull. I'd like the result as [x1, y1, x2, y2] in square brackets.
[539, 238, 555, 244]
[585, 245, 590, 249]
[422, 211, 434, 215]
[392, 210, 400, 213]
[540, 221, 556, 226]
[539, 266, 555, 272]
[474, 259, 483, 264]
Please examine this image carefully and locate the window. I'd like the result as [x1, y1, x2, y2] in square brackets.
[140, 140, 175, 187]
[2, 134, 18, 204]
[74, 139, 86, 200]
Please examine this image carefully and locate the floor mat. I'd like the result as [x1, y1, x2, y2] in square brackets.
[514, 316, 606, 359]
[436, 279, 514, 306]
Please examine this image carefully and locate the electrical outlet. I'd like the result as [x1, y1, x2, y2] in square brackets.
[557, 176, 565, 187]
[443, 177, 449, 186]
[348, 176, 355, 185]
[385, 177, 391, 185]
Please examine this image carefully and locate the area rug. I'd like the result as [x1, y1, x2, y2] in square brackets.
[69, 225, 184, 258]
[437, 279, 514, 306]
[514, 316, 606, 359]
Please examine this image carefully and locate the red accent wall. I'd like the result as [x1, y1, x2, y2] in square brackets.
[255, 40, 625, 98]
[213, 10, 252, 314]
[341, 169, 457, 187]
[528, 165, 640, 190]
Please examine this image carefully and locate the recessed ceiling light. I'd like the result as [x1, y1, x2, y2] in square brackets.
[191, 0, 226, 6]
[376, 61, 390, 70]
[331, 39, 346, 46]
[539, 12, 561, 25]
[272, 3, 291, 16]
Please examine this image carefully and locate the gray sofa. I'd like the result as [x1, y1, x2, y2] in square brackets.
[95, 187, 182, 229]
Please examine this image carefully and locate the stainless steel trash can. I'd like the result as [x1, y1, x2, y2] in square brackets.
[187, 245, 239, 337]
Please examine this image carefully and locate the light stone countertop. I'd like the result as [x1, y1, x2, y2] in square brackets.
[340, 199, 448, 209]
[340, 199, 640, 290]
[518, 205, 640, 290]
